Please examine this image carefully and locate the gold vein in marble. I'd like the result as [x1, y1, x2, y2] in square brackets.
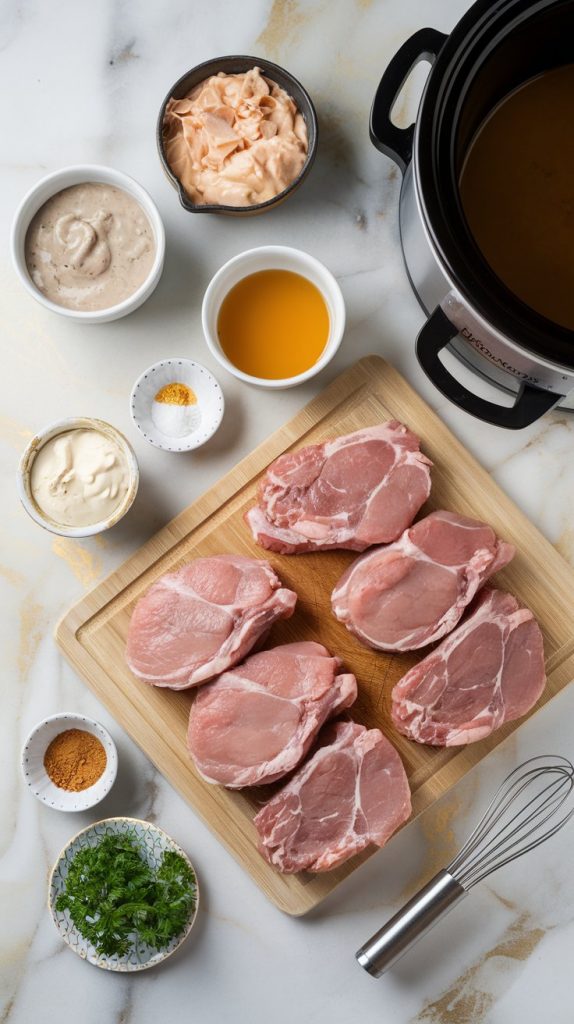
[6, 294, 90, 391]
[51, 538, 103, 587]
[0, 994, 15, 1024]
[256, 0, 312, 55]
[413, 913, 547, 1024]
[210, 910, 258, 938]
[0, 564, 25, 587]
[0, 415, 32, 450]
[487, 888, 517, 912]
[398, 791, 464, 903]
[18, 596, 45, 679]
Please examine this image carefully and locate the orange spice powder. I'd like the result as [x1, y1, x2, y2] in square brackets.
[154, 382, 197, 405]
[43, 728, 107, 791]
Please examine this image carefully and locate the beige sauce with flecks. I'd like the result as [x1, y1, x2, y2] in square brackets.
[25, 182, 155, 311]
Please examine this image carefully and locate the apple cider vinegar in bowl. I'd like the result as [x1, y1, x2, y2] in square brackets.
[218, 270, 329, 379]
[202, 246, 346, 389]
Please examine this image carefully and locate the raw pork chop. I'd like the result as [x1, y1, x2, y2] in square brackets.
[246, 423, 432, 554]
[253, 720, 411, 872]
[392, 588, 546, 746]
[187, 641, 357, 787]
[332, 510, 514, 652]
[126, 555, 297, 689]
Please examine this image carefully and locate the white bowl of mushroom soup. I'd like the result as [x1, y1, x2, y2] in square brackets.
[10, 165, 165, 323]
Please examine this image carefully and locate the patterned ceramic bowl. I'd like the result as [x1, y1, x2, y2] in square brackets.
[48, 817, 200, 971]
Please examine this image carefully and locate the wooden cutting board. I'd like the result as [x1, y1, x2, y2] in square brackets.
[57, 356, 574, 915]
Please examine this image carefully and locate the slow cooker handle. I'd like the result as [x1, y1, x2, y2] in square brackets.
[370, 28, 447, 173]
[416, 306, 560, 429]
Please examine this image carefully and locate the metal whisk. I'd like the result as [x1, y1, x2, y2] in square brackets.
[356, 755, 574, 978]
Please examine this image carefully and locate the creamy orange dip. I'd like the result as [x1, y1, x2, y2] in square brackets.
[162, 68, 308, 207]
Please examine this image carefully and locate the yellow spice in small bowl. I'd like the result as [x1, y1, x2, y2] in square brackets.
[155, 382, 197, 405]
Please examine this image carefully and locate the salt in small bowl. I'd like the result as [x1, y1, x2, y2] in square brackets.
[130, 358, 224, 452]
[21, 712, 118, 812]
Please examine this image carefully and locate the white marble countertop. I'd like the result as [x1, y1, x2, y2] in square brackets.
[2, 1, 574, 1022]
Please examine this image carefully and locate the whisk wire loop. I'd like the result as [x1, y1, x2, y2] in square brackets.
[448, 755, 574, 890]
[453, 769, 569, 882]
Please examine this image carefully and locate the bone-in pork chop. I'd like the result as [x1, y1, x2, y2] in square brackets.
[246, 423, 432, 554]
[391, 588, 546, 746]
[187, 641, 357, 787]
[332, 510, 514, 652]
[253, 720, 411, 872]
[126, 555, 297, 689]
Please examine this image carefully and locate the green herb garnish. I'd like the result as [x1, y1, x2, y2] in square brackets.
[55, 831, 197, 958]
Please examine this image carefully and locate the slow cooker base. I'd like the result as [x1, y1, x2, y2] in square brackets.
[409, 280, 574, 413]
[447, 338, 574, 413]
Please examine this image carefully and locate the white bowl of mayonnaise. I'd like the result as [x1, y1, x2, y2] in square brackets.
[18, 417, 139, 538]
[10, 165, 165, 324]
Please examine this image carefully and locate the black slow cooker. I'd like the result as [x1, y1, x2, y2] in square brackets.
[370, 0, 574, 428]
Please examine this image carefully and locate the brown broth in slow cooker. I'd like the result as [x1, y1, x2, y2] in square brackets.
[459, 64, 574, 331]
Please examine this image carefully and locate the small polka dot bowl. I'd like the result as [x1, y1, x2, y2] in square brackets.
[49, 817, 199, 971]
[21, 712, 118, 812]
[130, 357, 224, 452]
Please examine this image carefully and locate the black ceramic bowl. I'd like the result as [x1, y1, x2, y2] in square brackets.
[156, 55, 318, 216]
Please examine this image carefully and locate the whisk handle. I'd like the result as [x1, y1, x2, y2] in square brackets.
[355, 869, 467, 977]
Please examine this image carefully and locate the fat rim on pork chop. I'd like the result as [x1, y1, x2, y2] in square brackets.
[246, 422, 432, 554]
[126, 554, 297, 689]
[187, 641, 358, 787]
[253, 719, 412, 873]
[391, 588, 546, 746]
[332, 510, 515, 652]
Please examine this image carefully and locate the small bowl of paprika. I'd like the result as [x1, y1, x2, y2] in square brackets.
[21, 712, 118, 812]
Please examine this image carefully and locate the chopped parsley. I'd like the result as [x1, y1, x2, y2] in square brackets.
[55, 831, 197, 958]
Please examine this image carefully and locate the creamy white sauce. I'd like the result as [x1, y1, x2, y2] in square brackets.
[30, 428, 131, 527]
